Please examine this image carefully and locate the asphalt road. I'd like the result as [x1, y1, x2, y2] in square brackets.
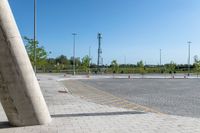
[80, 78, 200, 118]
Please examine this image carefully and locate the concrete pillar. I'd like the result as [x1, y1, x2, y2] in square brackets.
[0, 0, 51, 126]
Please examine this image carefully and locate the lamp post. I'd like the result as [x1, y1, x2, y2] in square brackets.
[34, 0, 37, 73]
[187, 41, 192, 76]
[159, 49, 162, 73]
[124, 56, 126, 65]
[160, 49, 162, 66]
[72, 33, 77, 75]
[88, 46, 91, 74]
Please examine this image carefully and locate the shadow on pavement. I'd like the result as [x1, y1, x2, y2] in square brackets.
[51, 111, 146, 118]
[0, 121, 11, 129]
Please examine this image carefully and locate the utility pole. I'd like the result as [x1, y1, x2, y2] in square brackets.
[89, 46, 91, 63]
[89, 46, 91, 74]
[97, 33, 102, 69]
[72, 33, 77, 75]
[187, 41, 192, 76]
[159, 49, 162, 73]
[34, 0, 37, 73]
[160, 49, 162, 66]
[124, 56, 126, 65]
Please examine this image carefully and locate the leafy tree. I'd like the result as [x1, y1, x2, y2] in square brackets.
[23, 36, 48, 69]
[111, 60, 119, 73]
[137, 60, 146, 75]
[56, 55, 68, 64]
[55, 55, 69, 70]
[70, 57, 81, 67]
[81, 55, 91, 72]
[165, 61, 176, 74]
[194, 55, 200, 77]
[46, 58, 56, 71]
[137, 60, 144, 68]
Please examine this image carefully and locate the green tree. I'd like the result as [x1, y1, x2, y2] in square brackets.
[111, 60, 119, 73]
[70, 57, 81, 67]
[137, 60, 144, 68]
[55, 55, 70, 70]
[136, 60, 146, 75]
[165, 61, 176, 74]
[23, 36, 48, 70]
[82, 55, 91, 72]
[194, 55, 200, 77]
[46, 58, 56, 72]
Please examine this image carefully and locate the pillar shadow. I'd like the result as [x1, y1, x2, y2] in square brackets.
[51, 111, 146, 118]
[0, 121, 11, 129]
[0, 111, 146, 129]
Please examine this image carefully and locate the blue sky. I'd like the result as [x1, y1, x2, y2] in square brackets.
[9, 0, 200, 65]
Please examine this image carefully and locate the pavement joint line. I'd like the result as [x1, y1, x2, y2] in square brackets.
[86, 97, 120, 101]
[106, 101, 124, 105]
[62, 80, 164, 115]
[88, 97, 117, 101]
[94, 99, 122, 103]
[85, 97, 110, 101]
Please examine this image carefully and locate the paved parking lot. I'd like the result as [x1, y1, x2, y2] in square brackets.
[80, 78, 200, 118]
[1, 74, 200, 133]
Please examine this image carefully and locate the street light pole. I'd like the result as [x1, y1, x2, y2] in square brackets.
[89, 46, 91, 74]
[33, 0, 37, 73]
[187, 41, 192, 76]
[72, 33, 77, 75]
[160, 49, 162, 66]
[124, 56, 126, 65]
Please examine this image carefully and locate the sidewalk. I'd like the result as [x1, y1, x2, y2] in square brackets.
[0, 74, 200, 133]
